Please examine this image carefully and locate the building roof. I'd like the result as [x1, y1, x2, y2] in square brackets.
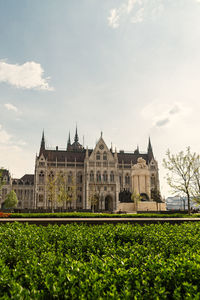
[40, 149, 150, 165]
[117, 153, 149, 164]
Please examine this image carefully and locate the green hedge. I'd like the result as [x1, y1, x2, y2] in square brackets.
[1, 223, 200, 298]
[8, 212, 200, 218]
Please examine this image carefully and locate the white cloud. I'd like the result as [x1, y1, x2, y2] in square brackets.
[141, 101, 190, 128]
[4, 103, 18, 112]
[108, 0, 164, 28]
[108, 9, 120, 28]
[0, 61, 54, 91]
[0, 124, 11, 144]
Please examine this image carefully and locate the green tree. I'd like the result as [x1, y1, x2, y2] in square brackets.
[89, 184, 100, 213]
[4, 190, 18, 209]
[163, 147, 198, 215]
[131, 191, 141, 212]
[47, 169, 56, 213]
[0, 168, 5, 191]
[151, 187, 162, 211]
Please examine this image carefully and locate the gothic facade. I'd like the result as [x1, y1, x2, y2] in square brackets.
[34, 129, 161, 211]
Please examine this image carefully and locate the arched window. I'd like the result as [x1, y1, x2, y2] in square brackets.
[96, 151, 100, 160]
[125, 174, 130, 185]
[151, 174, 155, 185]
[39, 171, 44, 184]
[38, 194, 44, 203]
[77, 172, 82, 184]
[96, 171, 101, 182]
[110, 171, 114, 182]
[103, 171, 108, 182]
[103, 152, 107, 160]
[90, 171, 94, 182]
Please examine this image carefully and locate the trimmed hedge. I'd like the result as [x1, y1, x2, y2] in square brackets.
[7, 212, 200, 218]
[1, 223, 200, 298]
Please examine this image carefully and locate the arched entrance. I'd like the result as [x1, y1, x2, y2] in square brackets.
[105, 195, 113, 211]
[140, 193, 150, 201]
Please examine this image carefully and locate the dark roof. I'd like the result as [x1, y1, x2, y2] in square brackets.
[117, 153, 149, 164]
[1, 169, 10, 177]
[20, 174, 34, 184]
[42, 149, 91, 162]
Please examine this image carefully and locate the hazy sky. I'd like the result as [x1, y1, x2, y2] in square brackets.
[0, 0, 200, 197]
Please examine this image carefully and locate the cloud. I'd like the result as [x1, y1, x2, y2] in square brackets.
[0, 124, 26, 147]
[108, 9, 120, 28]
[4, 103, 18, 112]
[0, 61, 54, 91]
[108, 0, 164, 28]
[141, 101, 190, 128]
[0, 124, 11, 144]
[155, 118, 169, 127]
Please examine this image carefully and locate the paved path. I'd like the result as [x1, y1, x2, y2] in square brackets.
[0, 218, 200, 225]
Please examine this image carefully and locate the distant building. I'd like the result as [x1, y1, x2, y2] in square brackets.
[166, 196, 200, 211]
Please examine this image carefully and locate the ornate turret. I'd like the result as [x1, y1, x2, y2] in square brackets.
[39, 130, 45, 155]
[74, 126, 79, 143]
[148, 137, 154, 161]
[71, 126, 83, 151]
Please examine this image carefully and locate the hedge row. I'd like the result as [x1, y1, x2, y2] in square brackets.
[1, 223, 200, 298]
[7, 212, 200, 218]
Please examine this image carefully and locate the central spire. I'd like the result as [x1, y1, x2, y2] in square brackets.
[74, 125, 79, 142]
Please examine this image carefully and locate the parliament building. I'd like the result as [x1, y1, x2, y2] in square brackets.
[0, 128, 165, 212]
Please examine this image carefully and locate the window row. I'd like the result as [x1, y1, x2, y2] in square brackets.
[96, 151, 107, 161]
[90, 171, 115, 183]
[38, 171, 82, 184]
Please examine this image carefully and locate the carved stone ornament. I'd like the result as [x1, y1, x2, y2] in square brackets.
[133, 157, 148, 169]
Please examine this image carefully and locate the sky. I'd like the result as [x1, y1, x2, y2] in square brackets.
[0, 0, 200, 197]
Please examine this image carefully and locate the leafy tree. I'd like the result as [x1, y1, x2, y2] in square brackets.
[0, 168, 5, 191]
[151, 187, 162, 211]
[47, 169, 56, 212]
[4, 190, 18, 209]
[131, 191, 142, 212]
[89, 184, 100, 212]
[66, 175, 76, 210]
[163, 147, 198, 215]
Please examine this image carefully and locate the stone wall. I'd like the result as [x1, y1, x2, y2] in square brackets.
[117, 201, 166, 212]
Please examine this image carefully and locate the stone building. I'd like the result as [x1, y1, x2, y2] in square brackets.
[34, 128, 163, 211]
[12, 175, 34, 209]
[0, 169, 12, 207]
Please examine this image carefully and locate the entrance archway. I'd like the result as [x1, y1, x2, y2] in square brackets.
[105, 195, 113, 211]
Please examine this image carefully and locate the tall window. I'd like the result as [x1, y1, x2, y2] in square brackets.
[110, 171, 114, 182]
[103, 171, 108, 182]
[96, 151, 100, 160]
[125, 174, 130, 185]
[77, 172, 82, 184]
[96, 171, 101, 182]
[151, 174, 155, 185]
[68, 171, 72, 184]
[90, 171, 94, 182]
[39, 171, 44, 184]
[103, 152, 107, 160]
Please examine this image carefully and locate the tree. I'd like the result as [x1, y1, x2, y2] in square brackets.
[65, 175, 76, 210]
[0, 168, 5, 191]
[89, 184, 100, 213]
[163, 147, 198, 215]
[131, 191, 142, 212]
[151, 187, 162, 211]
[4, 190, 18, 209]
[47, 169, 56, 212]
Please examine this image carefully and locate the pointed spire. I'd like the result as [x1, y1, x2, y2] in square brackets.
[74, 125, 79, 142]
[67, 132, 71, 150]
[148, 137, 154, 160]
[39, 130, 45, 155]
